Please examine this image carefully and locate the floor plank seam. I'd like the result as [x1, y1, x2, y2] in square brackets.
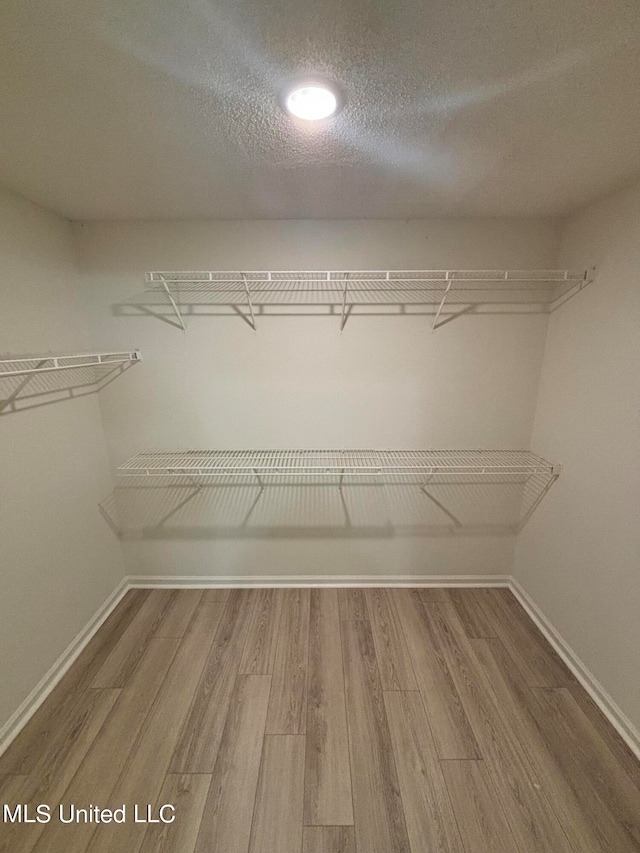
[337, 604, 358, 843]
[246, 728, 270, 853]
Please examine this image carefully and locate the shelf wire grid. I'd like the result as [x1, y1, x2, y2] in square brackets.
[117, 449, 557, 481]
[0, 351, 141, 378]
[0, 351, 141, 415]
[109, 450, 561, 534]
[146, 270, 589, 305]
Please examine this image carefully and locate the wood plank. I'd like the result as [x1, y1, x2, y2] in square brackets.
[266, 589, 310, 735]
[471, 638, 605, 853]
[0, 589, 148, 775]
[499, 589, 576, 673]
[304, 589, 353, 826]
[54, 589, 150, 694]
[239, 589, 283, 675]
[139, 774, 211, 853]
[392, 589, 480, 758]
[427, 602, 575, 853]
[0, 691, 88, 783]
[341, 619, 410, 853]
[155, 591, 203, 638]
[440, 760, 518, 853]
[383, 691, 463, 852]
[33, 636, 181, 853]
[202, 589, 229, 603]
[567, 682, 640, 790]
[416, 588, 451, 603]
[478, 589, 573, 687]
[337, 589, 368, 621]
[0, 774, 28, 803]
[531, 687, 640, 851]
[448, 589, 498, 638]
[194, 674, 271, 853]
[303, 827, 356, 853]
[91, 589, 178, 688]
[0, 689, 119, 853]
[170, 591, 256, 773]
[249, 735, 305, 853]
[364, 589, 417, 690]
[89, 603, 224, 853]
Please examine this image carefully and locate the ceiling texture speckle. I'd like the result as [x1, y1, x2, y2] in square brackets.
[1, 0, 639, 219]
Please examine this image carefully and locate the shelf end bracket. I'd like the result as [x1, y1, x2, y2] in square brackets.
[432, 274, 453, 331]
[340, 272, 350, 332]
[159, 275, 186, 332]
[242, 274, 257, 331]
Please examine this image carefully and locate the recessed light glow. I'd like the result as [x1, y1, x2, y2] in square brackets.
[285, 85, 338, 120]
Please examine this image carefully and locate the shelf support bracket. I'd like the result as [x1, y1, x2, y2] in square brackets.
[159, 275, 186, 332]
[242, 274, 257, 331]
[154, 485, 203, 528]
[186, 476, 204, 492]
[242, 486, 265, 527]
[0, 359, 48, 414]
[432, 274, 453, 331]
[252, 468, 265, 492]
[340, 273, 350, 331]
[420, 481, 463, 528]
[338, 484, 352, 527]
[517, 470, 559, 532]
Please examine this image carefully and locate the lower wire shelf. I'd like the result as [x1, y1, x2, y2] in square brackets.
[117, 449, 561, 480]
[106, 449, 561, 536]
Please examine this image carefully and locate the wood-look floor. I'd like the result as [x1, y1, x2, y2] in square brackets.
[1, 587, 639, 853]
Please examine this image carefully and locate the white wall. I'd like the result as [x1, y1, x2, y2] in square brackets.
[514, 183, 640, 733]
[0, 190, 126, 733]
[73, 218, 558, 579]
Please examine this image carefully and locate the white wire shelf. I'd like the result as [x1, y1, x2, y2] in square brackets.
[0, 350, 142, 415]
[117, 449, 561, 479]
[146, 270, 588, 290]
[145, 270, 594, 331]
[0, 350, 142, 378]
[106, 449, 560, 534]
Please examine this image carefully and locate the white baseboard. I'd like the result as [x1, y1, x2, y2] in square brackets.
[0, 577, 130, 758]
[127, 574, 509, 588]
[509, 576, 640, 761]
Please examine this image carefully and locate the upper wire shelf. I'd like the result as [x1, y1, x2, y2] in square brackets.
[117, 449, 561, 479]
[145, 269, 594, 331]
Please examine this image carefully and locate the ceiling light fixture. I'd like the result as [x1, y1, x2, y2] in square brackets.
[284, 83, 340, 121]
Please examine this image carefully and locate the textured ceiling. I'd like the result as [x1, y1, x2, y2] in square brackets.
[1, 0, 639, 219]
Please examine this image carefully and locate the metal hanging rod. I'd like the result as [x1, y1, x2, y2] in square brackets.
[145, 269, 594, 332]
[0, 350, 142, 379]
[117, 449, 562, 479]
